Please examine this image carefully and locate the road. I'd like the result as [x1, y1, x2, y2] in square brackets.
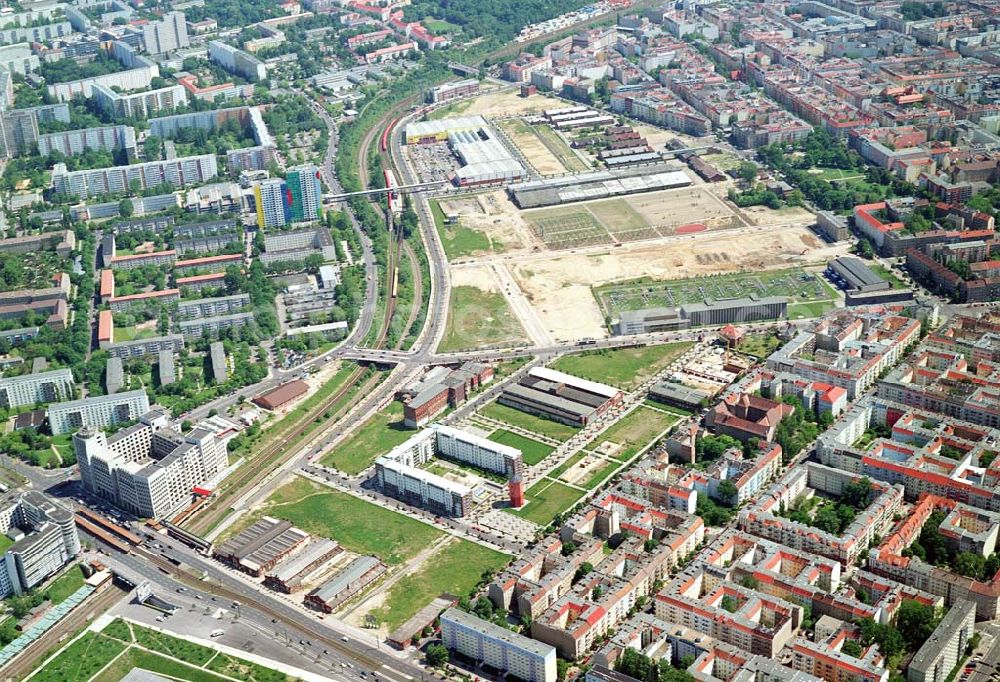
[87, 533, 428, 682]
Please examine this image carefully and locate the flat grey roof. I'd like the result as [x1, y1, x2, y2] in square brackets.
[441, 608, 556, 657]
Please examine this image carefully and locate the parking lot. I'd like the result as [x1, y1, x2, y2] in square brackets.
[405, 142, 460, 185]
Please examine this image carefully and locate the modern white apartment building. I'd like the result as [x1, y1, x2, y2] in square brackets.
[0, 491, 81, 597]
[374, 456, 472, 517]
[48, 389, 150, 435]
[208, 40, 267, 81]
[93, 83, 188, 118]
[907, 601, 975, 682]
[0, 368, 74, 409]
[433, 424, 524, 477]
[142, 11, 189, 55]
[36, 125, 137, 159]
[441, 608, 557, 682]
[47, 42, 159, 101]
[51, 154, 218, 199]
[74, 410, 232, 518]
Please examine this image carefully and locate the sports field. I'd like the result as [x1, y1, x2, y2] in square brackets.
[594, 267, 837, 318]
[253, 477, 442, 565]
[488, 429, 554, 465]
[438, 285, 528, 352]
[549, 342, 693, 390]
[368, 539, 509, 630]
[320, 401, 411, 474]
[508, 479, 585, 526]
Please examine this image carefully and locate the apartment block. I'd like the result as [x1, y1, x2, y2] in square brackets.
[176, 293, 250, 321]
[0, 368, 74, 409]
[52, 155, 218, 199]
[442, 608, 557, 682]
[36, 125, 136, 160]
[0, 491, 80, 598]
[93, 83, 188, 118]
[74, 410, 232, 519]
[208, 40, 267, 81]
[48, 389, 150, 435]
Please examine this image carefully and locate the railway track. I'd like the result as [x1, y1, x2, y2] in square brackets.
[135, 548, 389, 674]
[186, 365, 374, 535]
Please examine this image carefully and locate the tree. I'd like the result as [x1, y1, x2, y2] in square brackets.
[843, 478, 872, 509]
[741, 576, 759, 590]
[842, 639, 863, 658]
[895, 600, 938, 650]
[738, 161, 758, 185]
[954, 552, 986, 580]
[425, 643, 448, 666]
[618, 648, 653, 682]
[716, 480, 739, 508]
[118, 199, 133, 218]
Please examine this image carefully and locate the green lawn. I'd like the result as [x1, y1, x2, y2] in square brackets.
[130, 623, 216, 666]
[427, 99, 473, 120]
[869, 263, 908, 290]
[31, 632, 127, 682]
[787, 300, 837, 319]
[488, 429, 553, 465]
[320, 401, 411, 474]
[739, 332, 783, 359]
[479, 401, 579, 441]
[51, 433, 74, 464]
[423, 17, 459, 33]
[369, 539, 509, 630]
[585, 405, 679, 461]
[811, 167, 865, 182]
[550, 342, 694, 390]
[257, 477, 442, 565]
[44, 563, 86, 605]
[438, 286, 527, 353]
[509, 479, 585, 526]
[430, 199, 497, 260]
[548, 451, 587, 478]
[578, 458, 624, 489]
[0, 534, 11, 554]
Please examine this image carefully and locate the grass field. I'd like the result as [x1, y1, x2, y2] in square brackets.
[31, 632, 127, 682]
[488, 429, 554, 465]
[548, 451, 586, 478]
[480, 401, 579, 441]
[578, 458, 624, 489]
[369, 539, 509, 630]
[869, 263, 908, 290]
[320, 401, 410, 474]
[438, 286, 527, 353]
[44, 564, 86, 604]
[585, 405, 679, 461]
[509, 479, 584, 525]
[810, 167, 865, 182]
[550, 342, 693, 390]
[534, 124, 589, 172]
[430, 199, 495, 260]
[588, 198, 649, 233]
[257, 477, 442, 565]
[595, 268, 837, 318]
[427, 99, 473, 120]
[739, 332, 783, 359]
[787, 300, 837, 319]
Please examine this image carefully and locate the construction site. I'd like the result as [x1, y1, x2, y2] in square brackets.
[409, 88, 845, 347]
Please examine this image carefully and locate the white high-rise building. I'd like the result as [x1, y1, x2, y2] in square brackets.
[47, 389, 150, 435]
[74, 410, 233, 519]
[0, 491, 81, 597]
[0, 368, 74, 409]
[142, 11, 189, 55]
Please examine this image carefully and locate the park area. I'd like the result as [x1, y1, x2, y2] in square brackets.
[508, 478, 585, 526]
[29, 619, 293, 682]
[583, 404, 680, 461]
[488, 429, 554, 465]
[438, 284, 528, 352]
[549, 342, 693, 390]
[594, 267, 837, 320]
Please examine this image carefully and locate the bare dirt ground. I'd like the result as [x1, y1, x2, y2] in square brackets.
[627, 184, 742, 233]
[557, 453, 608, 486]
[463, 90, 568, 118]
[510, 225, 850, 342]
[439, 191, 537, 252]
[451, 265, 502, 292]
[498, 120, 566, 175]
